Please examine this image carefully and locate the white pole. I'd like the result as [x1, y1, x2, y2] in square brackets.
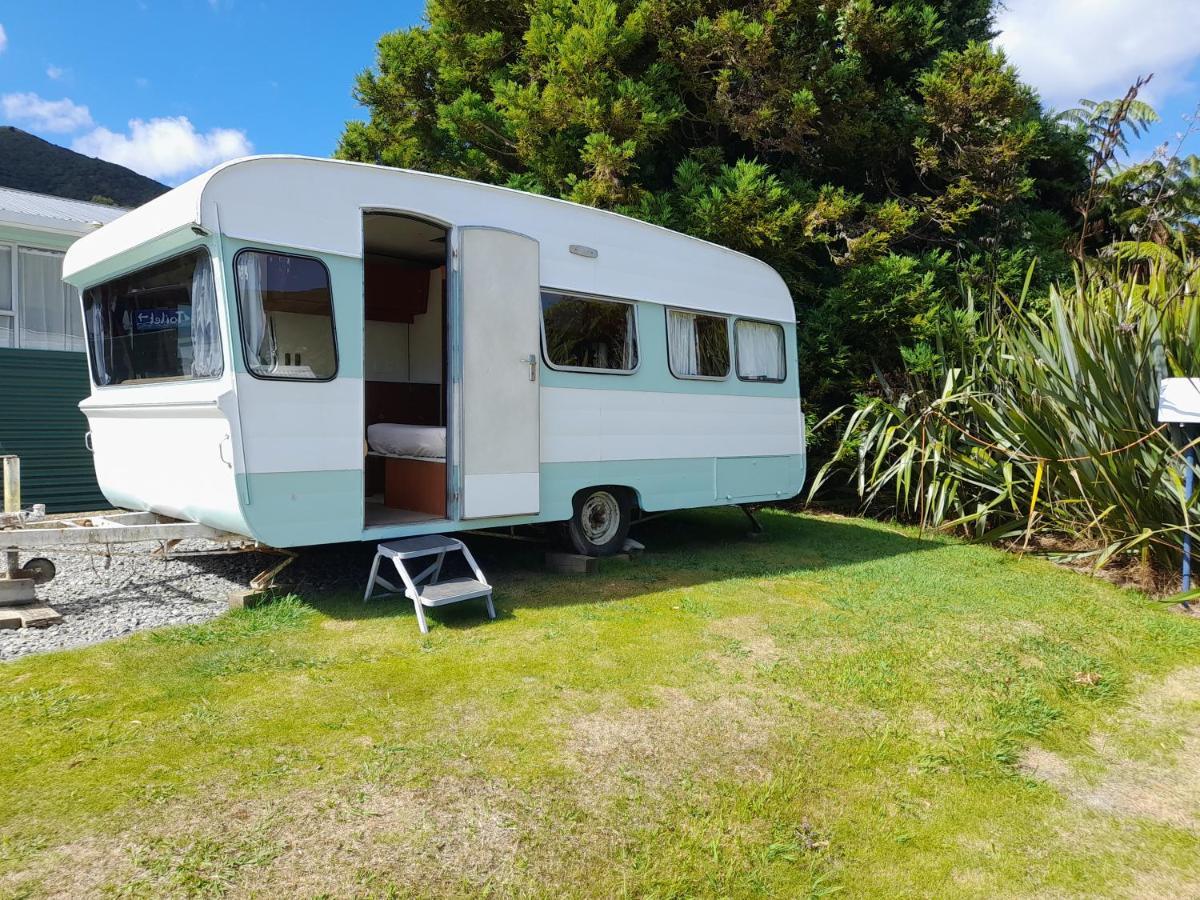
[1, 456, 18, 514]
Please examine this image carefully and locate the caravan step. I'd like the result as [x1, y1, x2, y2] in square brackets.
[364, 535, 495, 634]
[416, 577, 491, 607]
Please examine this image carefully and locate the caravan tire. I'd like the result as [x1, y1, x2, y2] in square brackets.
[566, 487, 632, 557]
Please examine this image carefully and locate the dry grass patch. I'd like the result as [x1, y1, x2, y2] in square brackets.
[708, 615, 781, 668]
[1021, 666, 1200, 830]
[3, 776, 544, 898]
[565, 687, 777, 809]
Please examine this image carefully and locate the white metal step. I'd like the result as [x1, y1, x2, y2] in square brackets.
[364, 535, 495, 633]
[416, 577, 491, 607]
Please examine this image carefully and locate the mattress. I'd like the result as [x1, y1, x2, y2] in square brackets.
[367, 423, 446, 460]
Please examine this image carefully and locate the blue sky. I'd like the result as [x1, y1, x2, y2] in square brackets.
[0, 1, 425, 184]
[0, 0, 1198, 187]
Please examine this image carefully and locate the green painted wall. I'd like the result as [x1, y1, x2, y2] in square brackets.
[0, 348, 104, 512]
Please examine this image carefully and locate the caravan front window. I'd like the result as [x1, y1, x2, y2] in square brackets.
[82, 249, 223, 386]
[234, 250, 337, 380]
[541, 292, 638, 373]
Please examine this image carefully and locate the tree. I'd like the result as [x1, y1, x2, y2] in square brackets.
[340, 0, 1087, 411]
[1060, 81, 1200, 262]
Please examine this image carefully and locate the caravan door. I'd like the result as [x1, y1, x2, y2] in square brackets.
[456, 227, 541, 518]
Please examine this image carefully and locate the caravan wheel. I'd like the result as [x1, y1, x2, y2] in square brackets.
[567, 487, 632, 557]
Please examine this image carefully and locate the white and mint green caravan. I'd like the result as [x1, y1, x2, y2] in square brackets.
[61, 156, 805, 557]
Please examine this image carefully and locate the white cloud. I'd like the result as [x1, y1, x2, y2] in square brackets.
[995, 0, 1200, 109]
[0, 24, 7, 54]
[46, 65, 66, 81]
[72, 116, 252, 182]
[1, 92, 93, 133]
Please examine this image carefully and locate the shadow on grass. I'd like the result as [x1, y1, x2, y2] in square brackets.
[276, 507, 944, 632]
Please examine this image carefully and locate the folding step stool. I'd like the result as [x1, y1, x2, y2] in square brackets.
[363, 534, 494, 634]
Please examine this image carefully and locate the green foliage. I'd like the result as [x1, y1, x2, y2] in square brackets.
[1058, 98, 1160, 174]
[341, 1, 1086, 410]
[810, 260, 1200, 572]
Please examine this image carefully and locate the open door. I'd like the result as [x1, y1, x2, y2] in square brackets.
[457, 227, 541, 518]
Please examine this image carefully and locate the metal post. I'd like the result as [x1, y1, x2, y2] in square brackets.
[1, 456, 18, 580]
[2, 455, 18, 514]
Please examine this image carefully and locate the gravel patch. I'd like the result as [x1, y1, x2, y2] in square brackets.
[0, 539, 380, 661]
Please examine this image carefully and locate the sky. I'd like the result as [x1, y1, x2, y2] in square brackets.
[0, 0, 1198, 189]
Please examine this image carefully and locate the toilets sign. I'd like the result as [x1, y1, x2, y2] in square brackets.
[134, 308, 191, 333]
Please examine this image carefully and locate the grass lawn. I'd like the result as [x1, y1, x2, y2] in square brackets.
[2, 508, 1200, 898]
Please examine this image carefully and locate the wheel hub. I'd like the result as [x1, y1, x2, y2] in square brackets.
[580, 491, 621, 545]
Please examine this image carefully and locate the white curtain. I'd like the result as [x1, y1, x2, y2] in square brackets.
[0, 247, 12, 312]
[236, 252, 272, 372]
[17, 248, 83, 352]
[0, 247, 12, 349]
[622, 305, 636, 369]
[736, 320, 785, 381]
[87, 291, 112, 385]
[668, 310, 700, 375]
[190, 255, 222, 377]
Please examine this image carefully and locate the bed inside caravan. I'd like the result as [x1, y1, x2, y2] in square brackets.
[361, 213, 449, 527]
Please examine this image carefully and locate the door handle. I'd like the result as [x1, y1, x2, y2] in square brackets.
[524, 353, 537, 382]
[218, 434, 234, 469]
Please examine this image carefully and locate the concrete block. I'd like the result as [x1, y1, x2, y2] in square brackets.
[227, 588, 280, 610]
[0, 609, 21, 629]
[0, 578, 35, 607]
[545, 552, 599, 575]
[17, 605, 62, 628]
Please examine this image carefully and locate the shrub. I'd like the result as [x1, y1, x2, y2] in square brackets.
[809, 259, 1200, 574]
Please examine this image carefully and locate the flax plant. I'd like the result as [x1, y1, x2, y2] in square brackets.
[810, 260, 1200, 572]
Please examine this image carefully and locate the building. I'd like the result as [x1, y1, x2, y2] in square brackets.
[0, 187, 126, 511]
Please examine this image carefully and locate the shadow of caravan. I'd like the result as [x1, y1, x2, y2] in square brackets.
[62, 156, 806, 557]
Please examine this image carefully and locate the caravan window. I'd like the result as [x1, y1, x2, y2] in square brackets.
[667, 309, 729, 379]
[735, 319, 786, 382]
[81, 249, 223, 386]
[541, 292, 638, 372]
[235, 250, 336, 380]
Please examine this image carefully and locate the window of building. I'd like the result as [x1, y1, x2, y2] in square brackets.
[667, 308, 730, 379]
[735, 319, 786, 382]
[82, 248, 223, 386]
[19, 248, 84, 351]
[0, 244, 85, 352]
[0, 246, 12, 349]
[541, 291, 638, 372]
[235, 249, 337, 380]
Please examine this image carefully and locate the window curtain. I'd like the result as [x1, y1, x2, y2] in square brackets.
[668, 310, 699, 375]
[235, 252, 272, 372]
[0, 247, 12, 311]
[0, 247, 12, 349]
[86, 291, 112, 385]
[18, 248, 83, 352]
[190, 255, 222, 377]
[622, 306, 636, 369]
[736, 320, 785, 380]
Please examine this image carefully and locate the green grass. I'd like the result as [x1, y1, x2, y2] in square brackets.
[2, 508, 1199, 898]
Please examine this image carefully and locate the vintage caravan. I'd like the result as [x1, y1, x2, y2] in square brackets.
[61, 156, 805, 556]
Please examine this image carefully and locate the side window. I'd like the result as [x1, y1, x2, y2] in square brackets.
[235, 250, 337, 380]
[735, 319, 786, 382]
[667, 308, 729, 379]
[541, 291, 638, 372]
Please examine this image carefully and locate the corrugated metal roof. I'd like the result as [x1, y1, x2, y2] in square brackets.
[0, 348, 105, 512]
[0, 186, 127, 235]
